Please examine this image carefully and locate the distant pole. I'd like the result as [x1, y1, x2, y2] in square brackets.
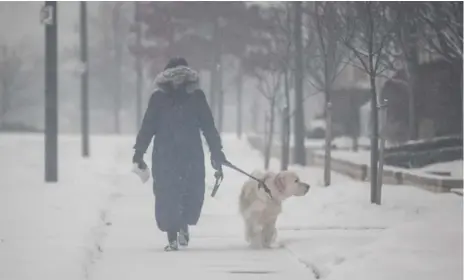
[80, 1, 89, 157]
[42, 1, 58, 182]
[134, 2, 143, 129]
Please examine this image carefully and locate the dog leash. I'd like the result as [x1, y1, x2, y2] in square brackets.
[210, 160, 273, 199]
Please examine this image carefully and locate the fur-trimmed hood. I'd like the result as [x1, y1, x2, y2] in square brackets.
[151, 66, 200, 94]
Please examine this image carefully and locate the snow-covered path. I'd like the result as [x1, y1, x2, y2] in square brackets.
[90, 136, 319, 279]
[1, 134, 461, 280]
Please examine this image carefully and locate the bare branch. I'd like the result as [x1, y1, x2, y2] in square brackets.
[344, 39, 369, 73]
[329, 54, 354, 85]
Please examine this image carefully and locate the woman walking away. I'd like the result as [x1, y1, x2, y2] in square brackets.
[132, 57, 226, 251]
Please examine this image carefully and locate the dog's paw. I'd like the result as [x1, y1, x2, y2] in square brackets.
[248, 237, 264, 250]
[262, 242, 273, 249]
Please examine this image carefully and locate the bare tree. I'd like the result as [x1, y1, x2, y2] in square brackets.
[253, 68, 282, 170]
[342, 2, 398, 204]
[111, 2, 124, 134]
[243, 39, 283, 169]
[305, 2, 352, 186]
[389, 3, 422, 141]
[418, 2, 463, 102]
[89, 2, 133, 134]
[267, 3, 293, 170]
[235, 59, 244, 139]
[419, 2, 463, 63]
[385, 2, 450, 141]
[243, 3, 293, 170]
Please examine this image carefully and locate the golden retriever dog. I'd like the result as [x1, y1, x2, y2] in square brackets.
[238, 170, 310, 249]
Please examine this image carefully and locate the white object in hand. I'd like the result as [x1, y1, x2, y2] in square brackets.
[132, 163, 150, 183]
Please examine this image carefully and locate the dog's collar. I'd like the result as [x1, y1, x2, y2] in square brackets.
[258, 173, 279, 202]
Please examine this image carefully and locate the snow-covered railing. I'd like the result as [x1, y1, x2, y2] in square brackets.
[247, 134, 463, 194]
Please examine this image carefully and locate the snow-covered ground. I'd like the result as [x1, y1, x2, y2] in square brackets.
[316, 149, 463, 180]
[317, 149, 372, 165]
[274, 135, 371, 150]
[1, 133, 462, 280]
[419, 160, 463, 178]
[0, 134, 129, 280]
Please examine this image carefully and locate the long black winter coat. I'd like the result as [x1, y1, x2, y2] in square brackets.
[133, 66, 223, 233]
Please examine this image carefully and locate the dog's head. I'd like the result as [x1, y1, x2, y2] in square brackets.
[271, 170, 310, 201]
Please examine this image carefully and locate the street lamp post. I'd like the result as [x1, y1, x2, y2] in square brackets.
[41, 1, 58, 182]
[80, 1, 90, 157]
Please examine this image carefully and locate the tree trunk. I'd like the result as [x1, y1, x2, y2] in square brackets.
[217, 58, 224, 133]
[0, 48, 12, 125]
[112, 4, 122, 134]
[251, 97, 259, 133]
[281, 108, 290, 171]
[264, 98, 276, 170]
[264, 114, 271, 170]
[209, 67, 217, 115]
[324, 101, 332, 186]
[350, 94, 359, 151]
[367, 4, 379, 204]
[1, 91, 9, 126]
[369, 76, 379, 204]
[323, 56, 333, 186]
[0, 84, 9, 124]
[376, 99, 387, 204]
[292, 2, 306, 166]
[353, 137, 359, 151]
[236, 60, 243, 139]
[405, 49, 419, 141]
[134, 2, 143, 130]
[209, 19, 220, 120]
[397, 19, 420, 141]
[281, 70, 290, 170]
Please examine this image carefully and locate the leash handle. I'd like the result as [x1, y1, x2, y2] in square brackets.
[210, 170, 223, 197]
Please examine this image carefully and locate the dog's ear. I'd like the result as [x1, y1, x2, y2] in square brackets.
[274, 172, 286, 193]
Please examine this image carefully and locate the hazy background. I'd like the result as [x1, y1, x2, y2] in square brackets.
[0, 2, 461, 145]
[0, 2, 324, 135]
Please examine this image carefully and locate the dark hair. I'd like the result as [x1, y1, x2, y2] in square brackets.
[164, 57, 188, 70]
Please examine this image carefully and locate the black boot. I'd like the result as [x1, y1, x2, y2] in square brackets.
[178, 224, 189, 247]
[164, 231, 178, 252]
